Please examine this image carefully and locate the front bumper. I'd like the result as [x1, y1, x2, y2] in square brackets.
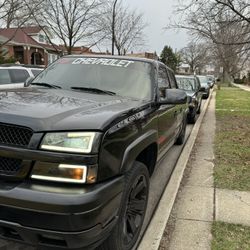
[0, 176, 124, 249]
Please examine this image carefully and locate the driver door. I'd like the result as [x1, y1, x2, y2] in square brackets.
[157, 65, 177, 158]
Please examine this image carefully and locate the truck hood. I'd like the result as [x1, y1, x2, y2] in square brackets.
[0, 88, 147, 131]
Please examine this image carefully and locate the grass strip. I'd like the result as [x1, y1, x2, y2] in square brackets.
[212, 222, 250, 250]
[214, 87, 250, 191]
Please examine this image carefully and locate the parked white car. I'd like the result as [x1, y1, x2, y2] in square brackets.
[0, 65, 44, 89]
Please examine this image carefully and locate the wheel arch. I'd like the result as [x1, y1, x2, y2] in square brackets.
[120, 130, 158, 176]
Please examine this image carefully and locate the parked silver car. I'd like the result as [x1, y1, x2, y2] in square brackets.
[0, 65, 44, 89]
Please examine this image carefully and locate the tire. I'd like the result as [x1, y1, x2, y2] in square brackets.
[188, 113, 196, 124]
[175, 118, 187, 145]
[197, 102, 201, 114]
[203, 93, 208, 99]
[100, 161, 149, 250]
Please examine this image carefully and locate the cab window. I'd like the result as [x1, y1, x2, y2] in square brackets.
[31, 69, 42, 76]
[9, 69, 29, 83]
[0, 69, 11, 84]
[158, 65, 170, 98]
[194, 78, 201, 90]
[167, 70, 178, 89]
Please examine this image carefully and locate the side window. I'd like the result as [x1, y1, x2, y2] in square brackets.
[9, 69, 30, 83]
[195, 78, 201, 90]
[0, 69, 11, 84]
[31, 69, 42, 76]
[167, 70, 178, 89]
[39, 34, 45, 43]
[195, 77, 201, 89]
[158, 65, 170, 98]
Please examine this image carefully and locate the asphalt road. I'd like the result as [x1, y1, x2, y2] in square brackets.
[136, 123, 193, 248]
[0, 102, 206, 250]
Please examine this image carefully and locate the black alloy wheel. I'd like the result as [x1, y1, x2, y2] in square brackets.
[197, 102, 201, 114]
[175, 117, 187, 145]
[188, 110, 197, 124]
[123, 174, 148, 245]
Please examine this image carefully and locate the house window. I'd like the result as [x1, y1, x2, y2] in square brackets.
[39, 34, 45, 43]
[48, 53, 59, 65]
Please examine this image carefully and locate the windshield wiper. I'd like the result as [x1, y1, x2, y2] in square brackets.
[31, 82, 62, 89]
[71, 87, 116, 96]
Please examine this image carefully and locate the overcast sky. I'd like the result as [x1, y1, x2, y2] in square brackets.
[125, 0, 189, 54]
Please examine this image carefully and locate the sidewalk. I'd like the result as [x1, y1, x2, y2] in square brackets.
[233, 83, 250, 92]
[159, 92, 250, 250]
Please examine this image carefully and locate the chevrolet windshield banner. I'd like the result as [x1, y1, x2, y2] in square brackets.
[71, 58, 135, 68]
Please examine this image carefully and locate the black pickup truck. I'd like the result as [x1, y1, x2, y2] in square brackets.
[0, 56, 187, 250]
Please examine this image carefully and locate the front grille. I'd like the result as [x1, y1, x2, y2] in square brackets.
[0, 123, 33, 147]
[0, 157, 22, 175]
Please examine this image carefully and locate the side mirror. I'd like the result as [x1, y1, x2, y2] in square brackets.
[24, 76, 34, 87]
[216, 78, 221, 82]
[187, 95, 192, 103]
[159, 89, 187, 105]
[199, 87, 206, 92]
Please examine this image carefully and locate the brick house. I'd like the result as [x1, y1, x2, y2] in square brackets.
[0, 26, 62, 66]
[127, 52, 159, 60]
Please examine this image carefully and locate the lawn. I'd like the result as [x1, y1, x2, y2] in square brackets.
[214, 87, 250, 191]
[212, 222, 250, 250]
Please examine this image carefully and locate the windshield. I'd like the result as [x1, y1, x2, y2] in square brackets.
[207, 76, 214, 82]
[176, 77, 195, 91]
[197, 75, 209, 86]
[33, 57, 153, 101]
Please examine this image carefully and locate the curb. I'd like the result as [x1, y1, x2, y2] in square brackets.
[138, 91, 214, 250]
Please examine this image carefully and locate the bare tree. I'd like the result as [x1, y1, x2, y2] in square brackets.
[180, 42, 208, 73]
[167, 0, 250, 81]
[37, 0, 105, 55]
[0, 0, 41, 28]
[170, 0, 250, 46]
[214, 0, 250, 24]
[99, 0, 147, 55]
[3, 0, 21, 28]
[0, 0, 44, 53]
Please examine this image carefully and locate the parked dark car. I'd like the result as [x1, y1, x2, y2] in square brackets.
[0, 56, 187, 250]
[197, 75, 211, 99]
[176, 75, 203, 123]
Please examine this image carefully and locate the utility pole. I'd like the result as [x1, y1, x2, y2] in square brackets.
[112, 0, 118, 55]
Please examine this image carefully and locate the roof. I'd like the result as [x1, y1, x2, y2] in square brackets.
[179, 63, 190, 68]
[22, 26, 54, 38]
[0, 64, 45, 69]
[0, 27, 60, 52]
[0, 28, 38, 46]
[21, 26, 42, 34]
[127, 52, 158, 60]
[175, 74, 196, 78]
[0, 66, 44, 70]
